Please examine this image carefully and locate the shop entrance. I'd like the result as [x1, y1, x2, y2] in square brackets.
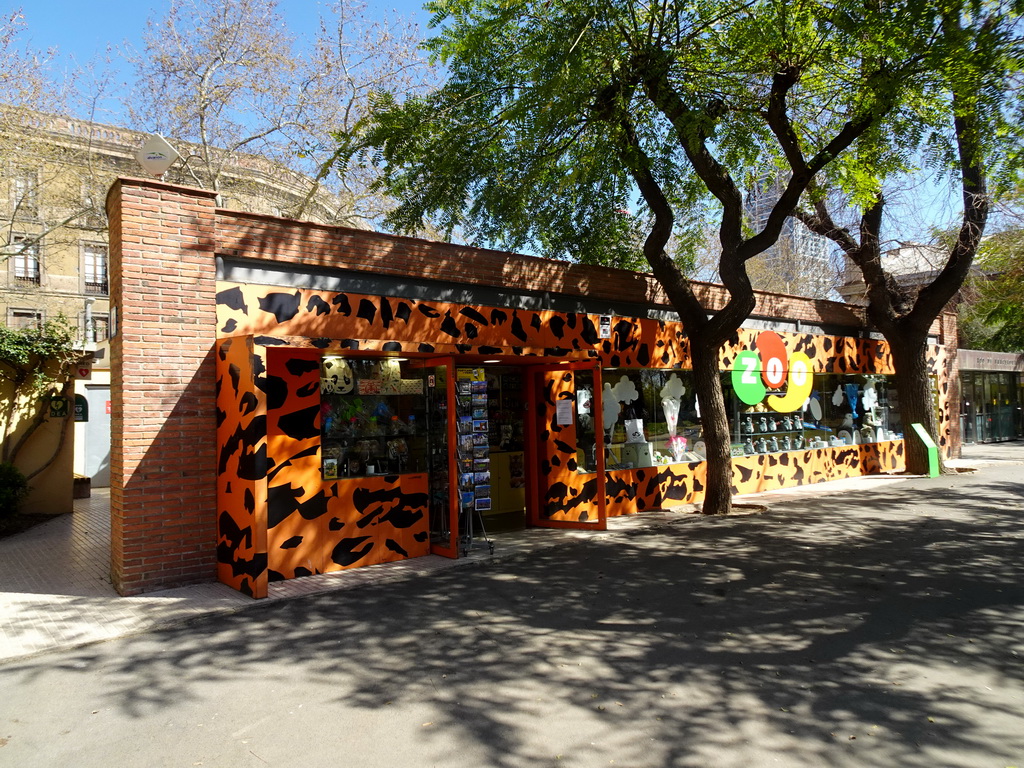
[475, 366, 528, 532]
[444, 363, 529, 556]
[418, 358, 606, 559]
[416, 359, 528, 557]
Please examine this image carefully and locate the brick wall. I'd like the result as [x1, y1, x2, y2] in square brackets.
[215, 210, 943, 335]
[106, 178, 219, 595]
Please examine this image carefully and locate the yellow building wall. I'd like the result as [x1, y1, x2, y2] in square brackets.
[1, 377, 74, 515]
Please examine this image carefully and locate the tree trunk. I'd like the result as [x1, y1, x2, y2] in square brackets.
[691, 340, 733, 514]
[887, 329, 945, 475]
[1, 370, 28, 463]
[24, 379, 75, 481]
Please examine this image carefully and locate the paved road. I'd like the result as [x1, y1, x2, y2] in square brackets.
[1, 463, 1022, 767]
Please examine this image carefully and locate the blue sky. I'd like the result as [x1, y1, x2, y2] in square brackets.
[20, 0, 433, 102]
[21, 1, 432, 55]
[17, 0, 959, 243]
[17, 0, 437, 144]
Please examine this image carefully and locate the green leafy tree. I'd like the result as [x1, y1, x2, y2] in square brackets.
[794, 2, 1022, 472]
[0, 316, 84, 481]
[960, 205, 1024, 352]
[345, 0, 968, 512]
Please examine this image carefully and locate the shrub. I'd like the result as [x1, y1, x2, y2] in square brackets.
[0, 462, 30, 518]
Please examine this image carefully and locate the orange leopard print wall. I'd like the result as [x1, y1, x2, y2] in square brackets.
[929, 344, 956, 455]
[216, 283, 907, 377]
[536, 369, 602, 524]
[215, 336, 269, 598]
[264, 346, 430, 580]
[216, 340, 432, 593]
[602, 441, 906, 515]
[213, 281, 951, 596]
[265, 346, 324, 580]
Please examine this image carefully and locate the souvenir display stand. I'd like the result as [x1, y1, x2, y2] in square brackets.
[455, 368, 495, 556]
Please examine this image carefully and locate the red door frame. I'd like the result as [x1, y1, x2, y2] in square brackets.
[416, 357, 608, 557]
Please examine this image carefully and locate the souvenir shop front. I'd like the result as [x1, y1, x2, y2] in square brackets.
[213, 261, 945, 598]
[106, 177, 956, 598]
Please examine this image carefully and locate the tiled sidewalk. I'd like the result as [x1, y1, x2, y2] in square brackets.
[0, 489, 610, 662]
[0, 490, 252, 660]
[0, 442, 1017, 663]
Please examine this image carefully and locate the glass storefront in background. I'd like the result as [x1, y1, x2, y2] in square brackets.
[573, 368, 905, 474]
[960, 371, 1024, 443]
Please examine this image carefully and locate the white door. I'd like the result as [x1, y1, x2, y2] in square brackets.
[83, 384, 111, 487]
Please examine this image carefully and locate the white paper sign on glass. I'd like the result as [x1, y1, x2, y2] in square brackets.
[556, 399, 573, 426]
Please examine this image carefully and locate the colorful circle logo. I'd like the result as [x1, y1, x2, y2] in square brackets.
[731, 331, 813, 413]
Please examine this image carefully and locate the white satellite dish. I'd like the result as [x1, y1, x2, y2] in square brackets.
[133, 134, 180, 177]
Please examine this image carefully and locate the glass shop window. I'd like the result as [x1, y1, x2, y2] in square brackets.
[802, 374, 898, 447]
[485, 369, 525, 452]
[578, 369, 704, 473]
[574, 370, 597, 472]
[728, 369, 900, 456]
[320, 357, 428, 480]
[728, 378, 808, 454]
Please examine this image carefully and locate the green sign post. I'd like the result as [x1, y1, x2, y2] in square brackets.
[910, 423, 940, 478]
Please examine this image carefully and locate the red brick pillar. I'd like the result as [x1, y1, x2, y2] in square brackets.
[106, 178, 219, 594]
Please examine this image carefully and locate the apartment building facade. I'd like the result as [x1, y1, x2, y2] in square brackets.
[1, 111, 349, 502]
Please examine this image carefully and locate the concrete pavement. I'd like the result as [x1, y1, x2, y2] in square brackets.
[0, 442, 1020, 664]
[0, 443, 1021, 767]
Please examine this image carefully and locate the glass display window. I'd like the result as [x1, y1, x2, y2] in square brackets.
[577, 368, 704, 473]
[727, 369, 900, 455]
[574, 369, 598, 472]
[728, 374, 809, 455]
[796, 373, 899, 449]
[959, 371, 1024, 441]
[320, 357, 428, 479]
[485, 369, 525, 452]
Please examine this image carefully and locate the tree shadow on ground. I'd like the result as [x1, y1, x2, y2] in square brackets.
[5, 469, 1023, 767]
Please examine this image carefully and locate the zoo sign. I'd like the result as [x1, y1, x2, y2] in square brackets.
[731, 331, 813, 413]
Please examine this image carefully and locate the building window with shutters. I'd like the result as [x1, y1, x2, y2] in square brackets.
[9, 308, 43, 329]
[84, 244, 108, 295]
[12, 172, 38, 218]
[11, 236, 41, 285]
[81, 312, 109, 343]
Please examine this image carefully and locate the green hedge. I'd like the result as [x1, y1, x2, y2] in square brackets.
[0, 463, 29, 518]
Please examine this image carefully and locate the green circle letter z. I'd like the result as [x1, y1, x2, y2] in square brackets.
[732, 350, 766, 406]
